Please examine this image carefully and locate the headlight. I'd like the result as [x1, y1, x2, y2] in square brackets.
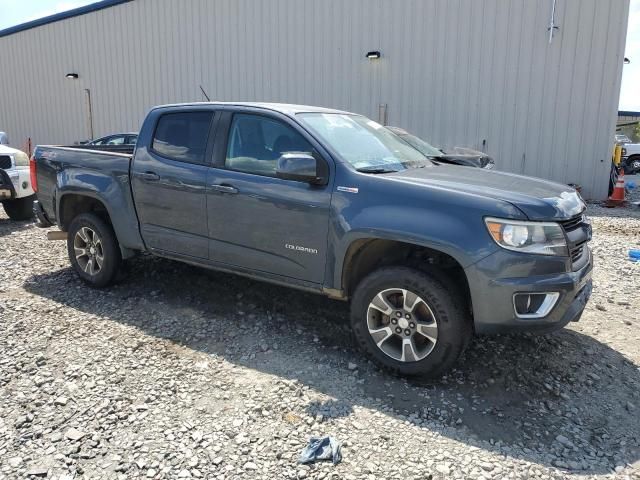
[13, 151, 29, 166]
[485, 217, 568, 256]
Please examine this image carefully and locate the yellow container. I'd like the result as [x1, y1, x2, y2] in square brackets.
[613, 145, 622, 166]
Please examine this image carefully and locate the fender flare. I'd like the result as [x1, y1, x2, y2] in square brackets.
[332, 229, 476, 294]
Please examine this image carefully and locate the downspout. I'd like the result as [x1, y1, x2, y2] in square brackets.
[84, 88, 94, 141]
[548, 0, 559, 44]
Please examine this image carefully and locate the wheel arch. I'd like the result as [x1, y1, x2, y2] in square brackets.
[339, 237, 472, 316]
[58, 192, 112, 232]
[57, 192, 139, 259]
[55, 179, 144, 255]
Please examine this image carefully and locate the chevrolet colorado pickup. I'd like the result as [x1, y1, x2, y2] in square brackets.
[32, 102, 593, 376]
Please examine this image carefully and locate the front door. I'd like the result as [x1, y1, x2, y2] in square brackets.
[131, 109, 216, 258]
[206, 111, 333, 284]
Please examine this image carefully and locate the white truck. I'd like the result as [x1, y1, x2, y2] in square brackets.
[621, 143, 640, 174]
[0, 144, 35, 220]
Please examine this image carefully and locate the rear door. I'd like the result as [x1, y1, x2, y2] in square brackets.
[131, 108, 217, 259]
[205, 109, 333, 284]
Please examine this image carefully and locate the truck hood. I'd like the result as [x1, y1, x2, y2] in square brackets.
[387, 165, 585, 220]
[0, 145, 22, 155]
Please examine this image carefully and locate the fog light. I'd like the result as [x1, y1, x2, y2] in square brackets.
[513, 292, 559, 318]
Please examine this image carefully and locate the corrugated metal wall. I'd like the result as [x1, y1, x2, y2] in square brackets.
[0, 0, 629, 198]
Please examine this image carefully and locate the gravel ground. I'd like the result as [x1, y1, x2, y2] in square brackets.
[1, 197, 639, 480]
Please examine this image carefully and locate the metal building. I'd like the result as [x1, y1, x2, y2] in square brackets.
[0, 0, 630, 198]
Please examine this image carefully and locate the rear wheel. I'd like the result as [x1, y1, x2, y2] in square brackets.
[67, 213, 121, 288]
[350, 267, 471, 377]
[2, 195, 35, 220]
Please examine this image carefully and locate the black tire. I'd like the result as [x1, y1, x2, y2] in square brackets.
[628, 156, 640, 175]
[2, 195, 35, 220]
[67, 213, 121, 288]
[350, 267, 472, 377]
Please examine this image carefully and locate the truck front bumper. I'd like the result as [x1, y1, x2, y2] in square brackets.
[466, 247, 593, 334]
[0, 169, 16, 200]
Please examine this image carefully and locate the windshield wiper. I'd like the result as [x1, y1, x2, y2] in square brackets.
[356, 166, 399, 174]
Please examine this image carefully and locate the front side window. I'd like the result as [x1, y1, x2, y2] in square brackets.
[225, 114, 314, 177]
[152, 112, 213, 164]
[298, 113, 432, 172]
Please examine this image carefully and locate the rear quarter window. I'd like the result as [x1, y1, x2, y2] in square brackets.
[152, 112, 213, 164]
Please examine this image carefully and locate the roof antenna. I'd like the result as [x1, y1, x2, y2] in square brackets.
[199, 85, 211, 102]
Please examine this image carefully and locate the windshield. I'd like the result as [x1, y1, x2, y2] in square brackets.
[297, 113, 432, 171]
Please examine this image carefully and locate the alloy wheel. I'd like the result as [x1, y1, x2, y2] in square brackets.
[73, 226, 104, 276]
[366, 288, 438, 362]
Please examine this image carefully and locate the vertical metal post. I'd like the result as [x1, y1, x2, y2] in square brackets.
[378, 103, 388, 126]
[84, 88, 94, 141]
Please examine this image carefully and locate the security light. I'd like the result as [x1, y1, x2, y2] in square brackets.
[624, 57, 631, 65]
[65, 73, 79, 79]
[366, 51, 381, 60]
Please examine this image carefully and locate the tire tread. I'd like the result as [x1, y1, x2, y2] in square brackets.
[67, 213, 121, 288]
[2, 195, 35, 221]
[350, 266, 472, 377]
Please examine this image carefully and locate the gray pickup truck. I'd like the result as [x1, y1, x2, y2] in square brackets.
[32, 102, 593, 376]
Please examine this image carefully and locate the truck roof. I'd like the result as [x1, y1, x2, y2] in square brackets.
[151, 102, 355, 116]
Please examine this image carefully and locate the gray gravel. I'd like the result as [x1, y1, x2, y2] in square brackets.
[0, 201, 639, 480]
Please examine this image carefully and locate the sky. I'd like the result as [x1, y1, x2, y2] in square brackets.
[620, 0, 640, 111]
[0, 0, 639, 111]
[0, 0, 95, 30]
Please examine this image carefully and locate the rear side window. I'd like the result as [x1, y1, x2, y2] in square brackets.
[152, 112, 213, 164]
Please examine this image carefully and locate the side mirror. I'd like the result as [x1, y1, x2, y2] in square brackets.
[276, 153, 325, 184]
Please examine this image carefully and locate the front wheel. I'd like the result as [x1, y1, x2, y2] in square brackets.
[350, 267, 472, 377]
[67, 213, 122, 288]
[2, 195, 35, 220]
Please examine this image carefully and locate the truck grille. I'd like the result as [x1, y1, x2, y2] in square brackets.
[0, 155, 11, 170]
[570, 242, 587, 262]
[558, 214, 584, 232]
[559, 213, 589, 266]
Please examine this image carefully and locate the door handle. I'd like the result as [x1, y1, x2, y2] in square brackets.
[210, 184, 238, 194]
[139, 171, 160, 182]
